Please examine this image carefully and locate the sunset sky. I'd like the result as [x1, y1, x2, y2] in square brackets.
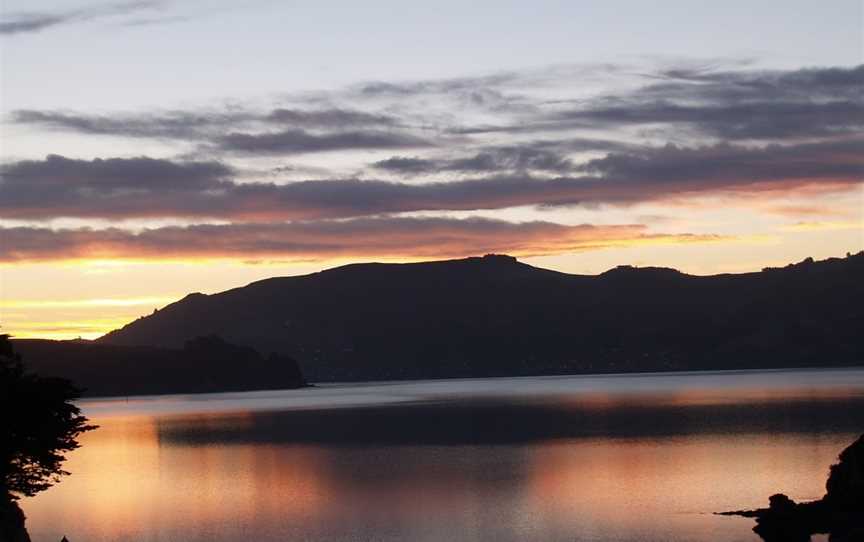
[1, 0, 862, 339]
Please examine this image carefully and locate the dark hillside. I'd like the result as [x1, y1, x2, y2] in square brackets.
[90, 252, 864, 382]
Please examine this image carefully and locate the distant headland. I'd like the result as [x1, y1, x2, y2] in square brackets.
[14, 335, 306, 397]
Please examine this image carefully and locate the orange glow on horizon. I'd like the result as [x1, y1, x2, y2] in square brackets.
[4, 319, 135, 340]
[779, 221, 864, 233]
[0, 229, 739, 265]
[1, 227, 860, 341]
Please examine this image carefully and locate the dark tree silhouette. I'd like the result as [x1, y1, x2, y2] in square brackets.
[1, 334, 96, 501]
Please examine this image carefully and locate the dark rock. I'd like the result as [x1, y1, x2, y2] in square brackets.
[822, 434, 864, 539]
[720, 434, 864, 541]
[752, 495, 811, 542]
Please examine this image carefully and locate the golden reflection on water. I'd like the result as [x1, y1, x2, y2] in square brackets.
[556, 386, 864, 409]
[25, 415, 333, 541]
[525, 435, 846, 540]
[19, 374, 864, 542]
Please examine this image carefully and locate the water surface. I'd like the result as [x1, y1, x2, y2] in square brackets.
[23, 369, 864, 541]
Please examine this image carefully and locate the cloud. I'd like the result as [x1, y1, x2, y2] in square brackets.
[379, 136, 639, 177]
[13, 107, 400, 135]
[2, 140, 861, 221]
[460, 65, 864, 141]
[118, 14, 191, 27]
[0, 217, 726, 263]
[371, 156, 435, 174]
[576, 139, 864, 187]
[2, 153, 231, 190]
[548, 101, 864, 140]
[217, 129, 432, 154]
[779, 221, 864, 233]
[0, 1, 163, 35]
[351, 63, 624, 104]
[266, 108, 399, 128]
[0, 13, 69, 35]
[10, 109, 250, 139]
[0, 155, 236, 220]
[4, 61, 858, 269]
[372, 146, 576, 175]
[11, 107, 423, 154]
[4, 64, 628, 152]
[763, 204, 856, 218]
[647, 65, 864, 103]
[12, 106, 402, 135]
[355, 71, 522, 97]
[13, 64, 862, 159]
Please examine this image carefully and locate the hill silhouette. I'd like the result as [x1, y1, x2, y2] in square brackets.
[79, 252, 864, 382]
[13, 335, 306, 397]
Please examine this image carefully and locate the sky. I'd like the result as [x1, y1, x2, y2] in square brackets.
[0, 0, 862, 339]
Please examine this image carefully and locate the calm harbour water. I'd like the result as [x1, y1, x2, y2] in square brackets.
[22, 368, 864, 542]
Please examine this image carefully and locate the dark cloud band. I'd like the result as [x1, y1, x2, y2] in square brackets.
[1, 140, 860, 221]
[0, 218, 723, 263]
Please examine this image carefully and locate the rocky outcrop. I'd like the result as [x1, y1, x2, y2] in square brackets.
[720, 434, 864, 541]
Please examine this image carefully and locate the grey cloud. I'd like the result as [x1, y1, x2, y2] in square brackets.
[10, 109, 245, 140]
[217, 129, 433, 154]
[373, 147, 575, 175]
[577, 139, 864, 187]
[119, 14, 191, 27]
[650, 65, 864, 103]
[15, 63, 860, 164]
[11, 107, 421, 154]
[372, 138, 636, 176]
[556, 100, 864, 140]
[446, 147, 574, 173]
[588, 65, 864, 139]
[13, 108, 399, 134]
[266, 108, 398, 128]
[0, 1, 162, 35]
[353, 72, 535, 113]
[1, 154, 231, 189]
[460, 65, 864, 141]
[2, 140, 861, 221]
[353, 63, 624, 98]
[0, 13, 67, 34]
[371, 156, 436, 174]
[0, 155, 234, 219]
[357, 72, 519, 97]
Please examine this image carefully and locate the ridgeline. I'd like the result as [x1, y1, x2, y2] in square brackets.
[15, 252, 864, 387]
